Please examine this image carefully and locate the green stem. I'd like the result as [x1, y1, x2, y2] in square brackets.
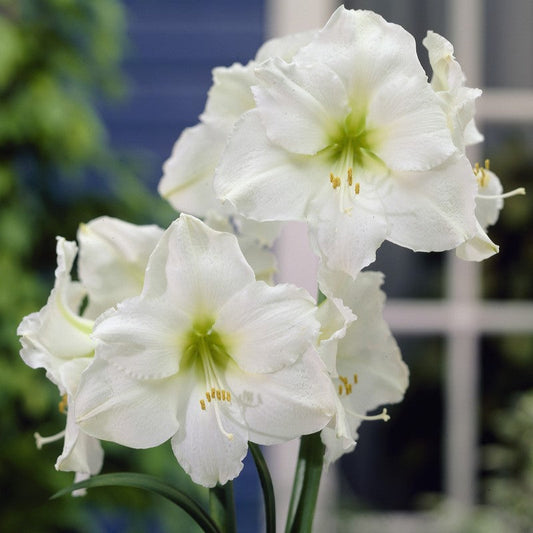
[249, 442, 276, 533]
[285, 432, 325, 533]
[209, 481, 236, 533]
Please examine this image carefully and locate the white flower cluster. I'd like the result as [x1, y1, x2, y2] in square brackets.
[19, 7, 518, 489]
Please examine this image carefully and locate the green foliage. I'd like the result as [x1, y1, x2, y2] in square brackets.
[0, 1, 176, 531]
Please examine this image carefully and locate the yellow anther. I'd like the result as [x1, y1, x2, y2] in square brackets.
[353, 373, 358, 384]
[347, 168, 353, 186]
[340, 376, 348, 385]
[211, 387, 216, 397]
[338, 384, 343, 396]
[222, 390, 226, 401]
[206, 391, 212, 402]
[216, 390, 222, 400]
[484, 159, 490, 170]
[329, 172, 335, 183]
[346, 383, 352, 395]
[354, 182, 360, 195]
[227, 391, 231, 402]
[474, 162, 480, 175]
[58, 394, 68, 414]
[200, 399, 206, 411]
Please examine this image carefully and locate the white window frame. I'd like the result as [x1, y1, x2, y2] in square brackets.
[266, 0, 533, 530]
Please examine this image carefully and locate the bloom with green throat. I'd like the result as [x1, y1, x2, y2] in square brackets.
[17, 217, 163, 480]
[215, 7, 478, 279]
[75, 214, 336, 487]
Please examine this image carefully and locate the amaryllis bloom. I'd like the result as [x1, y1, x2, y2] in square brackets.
[214, 7, 478, 279]
[17, 217, 163, 479]
[423, 30, 483, 151]
[317, 270, 409, 465]
[75, 215, 336, 487]
[157, 31, 318, 275]
[158, 31, 315, 219]
[18, 237, 102, 478]
[456, 161, 525, 261]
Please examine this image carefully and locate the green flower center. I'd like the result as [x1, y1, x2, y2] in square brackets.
[322, 108, 387, 203]
[182, 318, 234, 439]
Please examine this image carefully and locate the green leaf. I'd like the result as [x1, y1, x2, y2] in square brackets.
[51, 472, 221, 533]
[249, 442, 276, 533]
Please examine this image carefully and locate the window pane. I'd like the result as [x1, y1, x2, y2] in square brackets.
[481, 124, 533, 300]
[338, 336, 445, 512]
[484, 0, 533, 88]
[479, 335, 533, 528]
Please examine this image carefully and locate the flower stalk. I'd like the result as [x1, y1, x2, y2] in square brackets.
[285, 432, 325, 533]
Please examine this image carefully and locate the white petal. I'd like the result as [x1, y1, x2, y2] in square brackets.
[320, 424, 356, 466]
[316, 297, 357, 375]
[17, 238, 94, 388]
[308, 192, 389, 279]
[236, 235, 277, 284]
[171, 380, 249, 487]
[234, 217, 281, 246]
[475, 169, 504, 229]
[215, 281, 318, 373]
[255, 30, 316, 63]
[382, 156, 478, 252]
[77, 217, 163, 318]
[423, 31, 465, 93]
[158, 123, 227, 217]
[215, 109, 327, 221]
[92, 297, 191, 380]
[225, 347, 336, 445]
[334, 271, 409, 414]
[295, 8, 426, 95]
[56, 403, 103, 475]
[456, 220, 499, 261]
[369, 73, 457, 171]
[202, 62, 257, 127]
[76, 357, 181, 448]
[253, 58, 349, 154]
[142, 215, 256, 317]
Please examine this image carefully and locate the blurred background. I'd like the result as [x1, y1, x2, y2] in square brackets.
[0, 0, 531, 532]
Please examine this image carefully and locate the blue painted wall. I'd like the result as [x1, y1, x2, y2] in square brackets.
[102, 0, 265, 190]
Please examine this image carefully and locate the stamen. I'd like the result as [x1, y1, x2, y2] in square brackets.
[354, 182, 360, 195]
[345, 407, 390, 422]
[197, 338, 234, 440]
[34, 430, 66, 450]
[473, 159, 491, 187]
[347, 168, 353, 186]
[477, 187, 526, 200]
[58, 394, 68, 414]
[337, 374, 358, 396]
[353, 373, 358, 384]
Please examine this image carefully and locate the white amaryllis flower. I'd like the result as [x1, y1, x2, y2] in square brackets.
[17, 217, 163, 478]
[158, 31, 315, 219]
[215, 7, 478, 279]
[157, 32, 319, 276]
[317, 270, 409, 465]
[18, 238, 102, 478]
[456, 161, 525, 261]
[423, 30, 483, 151]
[75, 215, 336, 488]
